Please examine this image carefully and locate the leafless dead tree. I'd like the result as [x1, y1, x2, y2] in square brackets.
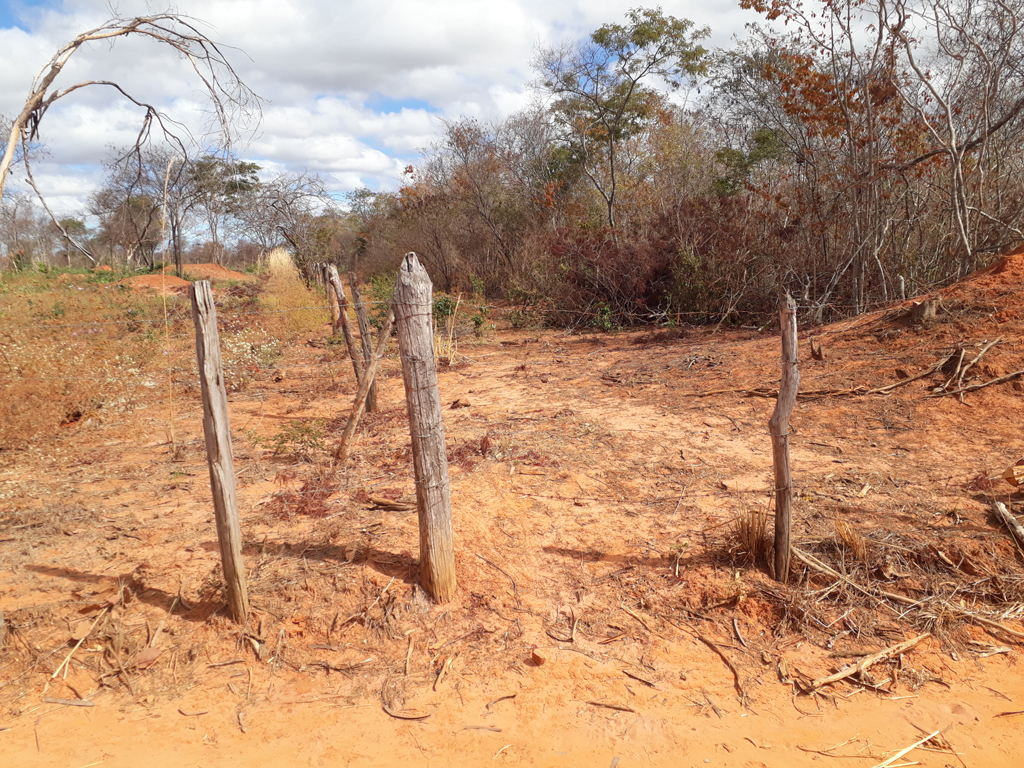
[0, 13, 262, 247]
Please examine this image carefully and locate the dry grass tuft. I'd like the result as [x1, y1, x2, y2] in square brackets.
[834, 519, 869, 562]
[731, 509, 769, 565]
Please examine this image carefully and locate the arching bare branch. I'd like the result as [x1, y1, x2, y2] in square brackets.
[0, 13, 262, 204]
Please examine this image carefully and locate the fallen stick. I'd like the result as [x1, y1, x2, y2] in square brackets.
[382, 703, 437, 720]
[587, 701, 636, 713]
[958, 337, 1002, 388]
[929, 369, 1024, 398]
[475, 553, 518, 597]
[52, 607, 107, 679]
[867, 352, 954, 394]
[622, 605, 656, 634]
[870, 730, 940, 768]
[623, 670, 658, 688]
[992, 502, 1024, 550]
[810, 633, 931, 691]
[696, 634, 745, 699]
[41, 697, 95, 707]
[486, 694, 516, 711]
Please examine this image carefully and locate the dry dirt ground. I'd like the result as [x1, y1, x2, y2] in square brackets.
[2, 255, 1024, 767]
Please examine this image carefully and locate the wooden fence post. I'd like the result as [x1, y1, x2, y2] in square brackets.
[333, 308, 395, 463]
[349, 273, 378, 413]
[326, 265, 363, 382]
[190, 280, 250, 623]
[323, 264, 340, 330]
[770, 292, 800, 583]
[392, 253, 456, 602]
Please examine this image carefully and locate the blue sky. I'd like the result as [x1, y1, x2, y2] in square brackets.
[0, 0, 54, 30]
[0, 0, 762, 217]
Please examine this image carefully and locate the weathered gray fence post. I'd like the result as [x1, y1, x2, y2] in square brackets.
[349, 273, 378, 413]
[770, 292, 799, 583]
[190, 280, 250, 623]
[392, 253, 456, 602]
[326, 265, 363, 381]
[333, 308, 395, 463]
[323, 264, 341, 330]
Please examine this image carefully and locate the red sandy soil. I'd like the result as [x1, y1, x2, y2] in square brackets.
[162, 263, 255, 282]
[93, 265, 114, 272]
[2, 253, 1024, 766]
[109, 273, 192, 295]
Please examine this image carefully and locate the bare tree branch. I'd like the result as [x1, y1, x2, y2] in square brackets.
[0, 13, 262, 205]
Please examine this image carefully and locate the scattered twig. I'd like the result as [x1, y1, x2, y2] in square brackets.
[587, 701, 636, 713]
[486, 694, 516, 711]
[870, 731, 940, 768]
[621, 605, 655, 634]
[733, 616, 748, 648]
[623, 670, 657, 689]
[702, 688, 723, 718]
[793, 547, 1024, 641]
[41, 697, 95, 707]
[475, 553, 519, 598]
[930, 370, 1024, 398]
[958, 337, 1002, 388]
[696, 634, 745, 699]
[995, 710, 1024, 718]
[809, 634, 931, 691]
[463, 725, 503, 732]
[52, 607, 107, 679]
[382, 703, 437, 721]
[178, 708, 208, 717]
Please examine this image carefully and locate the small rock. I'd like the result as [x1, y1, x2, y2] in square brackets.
[531, 649, 547, 666]
[895, 368, 910, 380]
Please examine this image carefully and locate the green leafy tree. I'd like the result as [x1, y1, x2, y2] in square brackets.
[534, 7, 710, 237]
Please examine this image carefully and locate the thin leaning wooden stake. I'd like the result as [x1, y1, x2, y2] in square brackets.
[770, 292, 800, 582]
[326, 265, 363, 382]
[190, 281, 250, 624]
[349, 272, 378, 413]
[333, 308, 395, 463]
[392, 252, 456, 602]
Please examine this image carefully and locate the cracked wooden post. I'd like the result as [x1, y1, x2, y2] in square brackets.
[349, 272, 378, 413]
[323, 263, 340, 330]
[770, 292, 799, 583]
[190, 280, 250, 623]
[392, 253, 456, 602]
